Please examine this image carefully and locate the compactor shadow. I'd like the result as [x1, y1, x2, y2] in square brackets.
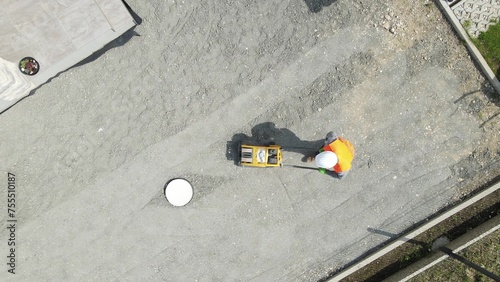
[227, 122, 323, 166]
[303, 0, 338, 13]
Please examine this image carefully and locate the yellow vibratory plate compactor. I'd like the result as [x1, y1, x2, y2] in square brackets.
[238, 144, 283, 168]
[237, 143, 318, 171]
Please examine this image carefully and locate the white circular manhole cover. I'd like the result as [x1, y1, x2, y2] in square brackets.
[164, 178, 193, 206]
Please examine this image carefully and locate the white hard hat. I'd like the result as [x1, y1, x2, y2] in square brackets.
[315, 151, 338, 169]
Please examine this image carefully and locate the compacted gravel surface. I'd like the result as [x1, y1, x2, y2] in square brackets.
[1, 0, 499, 280]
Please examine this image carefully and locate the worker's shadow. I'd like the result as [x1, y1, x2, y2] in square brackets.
[227, 122, 324, 165]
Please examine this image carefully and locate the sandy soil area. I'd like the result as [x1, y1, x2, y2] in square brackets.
[0, 0, 499, 280]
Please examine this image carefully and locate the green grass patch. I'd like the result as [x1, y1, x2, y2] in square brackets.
[463, 20, 472, 30]
[471, 20, 500, 79]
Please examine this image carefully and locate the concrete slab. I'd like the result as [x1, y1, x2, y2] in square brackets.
[0, 1, 499, 281]
[0, 0, 136, 113]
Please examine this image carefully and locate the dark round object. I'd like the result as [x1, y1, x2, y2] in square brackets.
[19, 57, 40, 75]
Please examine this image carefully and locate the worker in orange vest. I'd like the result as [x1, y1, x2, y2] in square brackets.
[306, 132, 355, 179]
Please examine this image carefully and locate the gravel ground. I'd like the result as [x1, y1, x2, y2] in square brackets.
[1, 0, 499, 281]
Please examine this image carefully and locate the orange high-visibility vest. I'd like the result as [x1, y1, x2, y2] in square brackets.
[322, 137, 355, 173]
